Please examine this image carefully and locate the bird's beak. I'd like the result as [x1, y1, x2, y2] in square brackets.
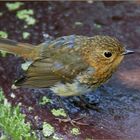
[123, 50, 134, 55]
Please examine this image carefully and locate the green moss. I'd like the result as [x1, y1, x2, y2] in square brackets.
[51, 108, 67, 117]
[0, 31, 8, 38]
[52, 133, 64, 140]
[70, 127, 81, 135]
[39, 96, 52, 105]
[16, 9, 36, 25]
[42, 122, 55, 137]
[26, 17, 36, 25]
[0, 31, 8, 57]
[6, 2, 24, 11]
[22, 32, 30, 39]
[0, 88, 37, 140]
[0, 89, 4, 101]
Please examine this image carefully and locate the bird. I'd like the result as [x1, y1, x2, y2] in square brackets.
[0, 35, 133, 95]
[0, 35, 134, 125]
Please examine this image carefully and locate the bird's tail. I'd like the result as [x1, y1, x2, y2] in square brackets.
[0, 38, 40, 60]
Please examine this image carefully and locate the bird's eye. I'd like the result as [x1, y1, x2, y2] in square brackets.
[104, 51, 112, 58]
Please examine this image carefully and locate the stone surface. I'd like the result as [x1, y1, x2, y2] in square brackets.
[0, 1, 140, 139]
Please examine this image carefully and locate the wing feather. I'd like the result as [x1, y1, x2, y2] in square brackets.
[15, 35, 89, 88]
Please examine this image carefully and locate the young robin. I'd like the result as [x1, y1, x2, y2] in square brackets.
[0, 35, 134, 125]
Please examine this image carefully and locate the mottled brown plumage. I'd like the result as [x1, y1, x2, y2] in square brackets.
[0, 35, 133, 96]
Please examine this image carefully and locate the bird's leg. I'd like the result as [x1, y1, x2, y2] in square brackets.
[55, 115, 88, 126]
[75, 95, 101, 112]
[55, 96, 88, 126]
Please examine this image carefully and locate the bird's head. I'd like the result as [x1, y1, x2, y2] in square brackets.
[82, 35, 134, 73]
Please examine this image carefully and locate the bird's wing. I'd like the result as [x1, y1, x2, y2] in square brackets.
[38, 35, 86, 58]
[15, 35, 89, 88]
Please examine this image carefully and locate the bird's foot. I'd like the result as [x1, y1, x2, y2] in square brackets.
[82, 102, 101, 112]
[77, 95, 102, 112]
[73, 98, 101, 112]
[55, 116, 89, 126]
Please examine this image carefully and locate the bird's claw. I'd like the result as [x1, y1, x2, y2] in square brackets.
[84, 103, 101, 112]
[55, 116, 89, 126]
